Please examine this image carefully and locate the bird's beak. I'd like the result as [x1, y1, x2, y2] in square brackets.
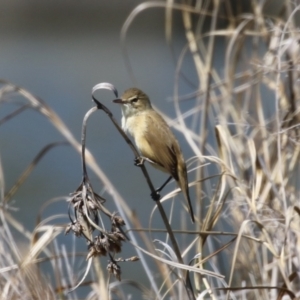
[113, 98, 125, 104]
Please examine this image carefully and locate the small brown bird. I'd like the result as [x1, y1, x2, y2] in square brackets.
[113, 88, 195, 223]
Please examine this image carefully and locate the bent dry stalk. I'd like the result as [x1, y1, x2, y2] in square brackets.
[65, 83, 132, 288]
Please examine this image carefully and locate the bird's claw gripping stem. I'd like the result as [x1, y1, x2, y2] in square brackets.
[134, 157, 144, 167]
[151, 190, 161, 201]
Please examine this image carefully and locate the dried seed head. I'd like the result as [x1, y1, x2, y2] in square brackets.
[86, 245, 97, 260]
[87, 239, 107, 259]
[128, 256, 139, 262]
[107, 261, 121, 281]
[111, 213, 125, 227]
[106, 233, 122, 253]
[93, 192, 106, 204]
[65, 220, 85, 237]
[69, 182, 106, 215]
[111, 226, 126, 242]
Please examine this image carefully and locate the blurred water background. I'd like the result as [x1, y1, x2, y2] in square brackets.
[0, 1, 192, 226]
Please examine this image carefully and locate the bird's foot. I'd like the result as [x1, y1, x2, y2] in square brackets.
[151, 190, 161, 201]
[134, 157, 144, 167]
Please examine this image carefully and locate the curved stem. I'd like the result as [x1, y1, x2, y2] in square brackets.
[81, 106, 98, 181]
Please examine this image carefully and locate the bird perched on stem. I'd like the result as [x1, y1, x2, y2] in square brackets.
[113, 88, 195, 223]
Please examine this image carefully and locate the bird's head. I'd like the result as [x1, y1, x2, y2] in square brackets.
[113, 88, 152, 117]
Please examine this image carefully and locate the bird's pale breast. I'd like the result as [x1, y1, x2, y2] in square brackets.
[124, 109, 181, 177]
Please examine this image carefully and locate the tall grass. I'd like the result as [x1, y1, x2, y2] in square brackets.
[1, 1, 300, 299]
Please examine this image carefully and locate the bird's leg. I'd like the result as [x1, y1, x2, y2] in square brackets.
[134, 156, 155, 167]
[151, 176, 172, 201]
[134, 156, 144, 166]
[135, 156, 172, 201]
[157, 176, 172, 193]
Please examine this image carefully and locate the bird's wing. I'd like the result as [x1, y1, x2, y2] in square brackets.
[136, 111, 194, 223]
[137, 111, 179, 180]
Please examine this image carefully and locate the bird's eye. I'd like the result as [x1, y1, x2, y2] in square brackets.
[131, 97, 138, 103]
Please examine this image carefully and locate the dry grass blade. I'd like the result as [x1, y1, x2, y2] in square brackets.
[68, 257, 93, 293]
[201, 172, 226, 234]
[4, 142, 69, 204]
[0, 104, 29, 126]
[21, 225, 63, 267]
[129, 240, 224, 279]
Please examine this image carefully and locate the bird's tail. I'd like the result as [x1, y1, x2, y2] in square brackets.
[178, 164, 195, 223]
